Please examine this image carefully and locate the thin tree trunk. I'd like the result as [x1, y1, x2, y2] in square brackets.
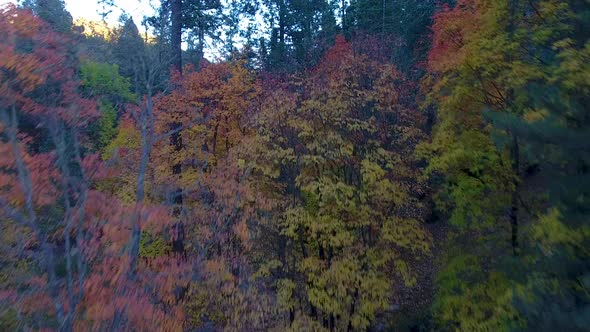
[341, 0, 346, 32]
[3, 106, 67, 329]
[50, 121, 78, 332]
[508, 0, 520, 257]
[171, 0, 182, 73]
[130, 87, 155, 275]
[510, 135, 520, 256]
[169, 0, 185, 253]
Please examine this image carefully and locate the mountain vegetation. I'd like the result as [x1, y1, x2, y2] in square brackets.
[0, 0, 588, 330]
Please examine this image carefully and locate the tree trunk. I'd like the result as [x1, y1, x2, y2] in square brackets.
[171, 0, 182, 73]
[170, 0, 185, 256]
[341, 0, 346, 33]
[510, 135, 520, 256]
[130, 89, 154, 275]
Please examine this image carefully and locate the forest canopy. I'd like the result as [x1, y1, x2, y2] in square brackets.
[0, 0, 588, 331]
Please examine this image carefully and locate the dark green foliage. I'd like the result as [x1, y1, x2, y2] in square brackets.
[21, 0, 73, 34]
[263, 0, 339, 71]
[345, 0, 451, 71]
[112, 15, 145, 86]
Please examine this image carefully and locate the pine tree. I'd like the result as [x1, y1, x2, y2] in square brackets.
[21, 0, 73, 34]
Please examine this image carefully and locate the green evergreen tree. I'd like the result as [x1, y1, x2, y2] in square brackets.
[21, 0, 73, 34]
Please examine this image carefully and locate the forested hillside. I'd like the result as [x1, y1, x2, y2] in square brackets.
[0, 0, 588, 331]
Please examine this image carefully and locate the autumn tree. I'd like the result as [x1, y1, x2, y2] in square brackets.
[0, 6, 195, 330]
[152, 60, 260, 190]
[241, 36, 431, 330]
[423, 0, 590, 329]
[0, 5, 97, 330]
